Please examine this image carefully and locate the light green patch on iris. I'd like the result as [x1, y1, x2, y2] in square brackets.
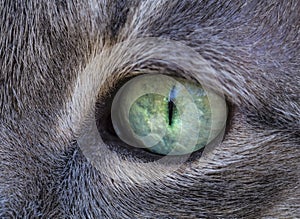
[129, 93, 182, 155]
[128, 78, 212, 155]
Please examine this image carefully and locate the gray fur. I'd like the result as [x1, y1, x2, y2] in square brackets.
[0, 0, 299, 218]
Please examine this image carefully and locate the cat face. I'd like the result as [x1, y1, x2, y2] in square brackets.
[0, 1, 299, 218]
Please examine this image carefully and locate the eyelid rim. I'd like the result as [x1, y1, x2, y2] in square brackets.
[98, 73, 228, 158]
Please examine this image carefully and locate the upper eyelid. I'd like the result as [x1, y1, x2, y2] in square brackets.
[103, 38, 252, 101]
[66, 37, 254, 131]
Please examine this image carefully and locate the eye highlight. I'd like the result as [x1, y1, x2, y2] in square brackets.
[111, 74, 227, 156]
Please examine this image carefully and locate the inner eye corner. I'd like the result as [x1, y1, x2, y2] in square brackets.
[223, 100, 235, 136]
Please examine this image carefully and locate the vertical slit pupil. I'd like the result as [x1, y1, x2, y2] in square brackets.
[168, 100, 174, 126]
[168, 85, 177, 126]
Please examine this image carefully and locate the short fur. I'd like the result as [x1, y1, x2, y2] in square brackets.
[0, 0, 299, 218]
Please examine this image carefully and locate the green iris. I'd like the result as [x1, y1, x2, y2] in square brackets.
[111, 74, 227, 155]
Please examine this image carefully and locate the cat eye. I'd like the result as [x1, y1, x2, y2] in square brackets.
[110, 74, 227, 156]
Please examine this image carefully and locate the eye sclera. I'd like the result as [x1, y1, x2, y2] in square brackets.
[111, 74, 227, 156]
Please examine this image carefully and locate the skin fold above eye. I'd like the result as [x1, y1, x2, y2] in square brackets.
[111, 74, 227, 155]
